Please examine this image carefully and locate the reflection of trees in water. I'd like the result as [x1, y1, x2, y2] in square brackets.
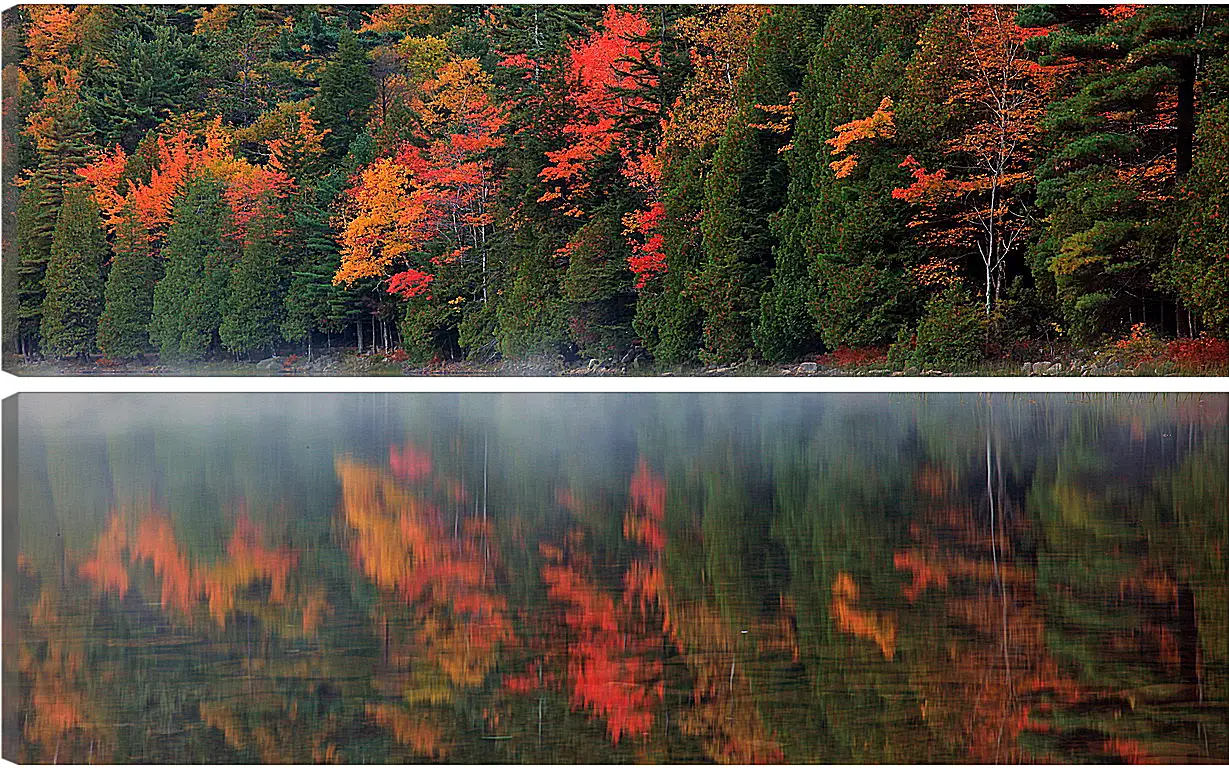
[9, 395, 1228, 763]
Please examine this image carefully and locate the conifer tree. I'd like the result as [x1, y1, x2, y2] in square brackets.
[221, 200, 285, 356]
[695, 7, 825, 362]
[13, 177, 51, 355]
[97, 203, 158, 358]
[149, 178, 233, 360]
[773, 6, 931, 352]
[1028, 5, 1225, 341]
[38, 184, 106, 358]
[315, 29, 376, 156]
[83, 21, 200, 151]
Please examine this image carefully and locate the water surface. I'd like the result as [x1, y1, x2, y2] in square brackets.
[5, 393, 1227, 763]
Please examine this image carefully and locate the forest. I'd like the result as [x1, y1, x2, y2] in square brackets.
[2, 4, 1228, 372]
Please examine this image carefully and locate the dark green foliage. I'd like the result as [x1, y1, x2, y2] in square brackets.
[281, 191, 350, 348]
[38, 185, 106, 357]
[149, 179, 233, 360]
[1167, 72, 1229, 335]
[561, 209, 636, 358]
[1029, 5, 1227, 342]
[773, 6, 931, 354]
[496, 230, 571, 358]
[315, 30, 377, 156]
[97, 205, 158, 358]
[13, 177, 52, 354]
[221, 204, 285, 356]
[83, 18, 200, 150]
[696, 7, 825, 363]
[890, 287, 987, 369]
[636, 138, 705, 365]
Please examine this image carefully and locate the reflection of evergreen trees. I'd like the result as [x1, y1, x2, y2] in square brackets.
[8, 394, 1228, 762]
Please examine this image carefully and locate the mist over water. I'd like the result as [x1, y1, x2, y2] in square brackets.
[5, 393, 1227, 763]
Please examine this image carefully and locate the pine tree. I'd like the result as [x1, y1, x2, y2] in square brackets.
[97, 203, 158, 358]
[38, 184, 106, 358]
[221, 200, 285, 356]
[1028, 5, 1224, 341]
[315, 29, 376, 156]
[83, 20, 200, 151]
[149, 178, 233, 360]
[1167, 56, 1229, 335]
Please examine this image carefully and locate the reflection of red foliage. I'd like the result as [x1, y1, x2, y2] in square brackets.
[830, 573, 896, 660]
[540, 542, 662, 744]
[624, 459, 665, 551]
[389, 442, 434, 481]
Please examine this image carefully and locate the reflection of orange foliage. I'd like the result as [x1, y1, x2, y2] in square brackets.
[79, 513, 129, 594]
[337, 458, 511, 688]
[830, 573, 897, 660]
[366, 703, 449, 759]
[893, 550, 949, 601]
[131, 515, 195, 613]
[894, 548, 1031, 601]
[199, 517, 297, 626]
[119, 512, 302, 627]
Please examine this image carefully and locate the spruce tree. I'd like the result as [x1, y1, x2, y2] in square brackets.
[38, 185, 106, 358]
[560, 209, 636, 358]
[695, 7, 826, 362]
[315, 30, 376, 156]
[19, 76, 92, 354]
[149, 178, 233, 361]
[97, 204, 158, 358]
[221, 202, 284, 356]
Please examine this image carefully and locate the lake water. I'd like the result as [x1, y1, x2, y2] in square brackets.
[4, 393, 1227, 764]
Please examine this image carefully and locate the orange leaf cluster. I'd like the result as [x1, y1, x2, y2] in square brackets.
[826, 97, 896, 179]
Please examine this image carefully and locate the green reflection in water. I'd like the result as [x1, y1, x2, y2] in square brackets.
[4, 394, 1227, 763]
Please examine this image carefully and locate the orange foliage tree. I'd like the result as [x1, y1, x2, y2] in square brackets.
[890, 6, 1059, 315]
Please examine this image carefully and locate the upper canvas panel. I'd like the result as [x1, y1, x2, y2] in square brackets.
[3, 5, 1227, 377]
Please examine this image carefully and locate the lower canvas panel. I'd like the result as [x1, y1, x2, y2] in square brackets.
[4, 393, 1228, 763]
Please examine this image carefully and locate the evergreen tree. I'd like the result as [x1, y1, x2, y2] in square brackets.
[83, 19, 201, 151]
[315, 29, 377, 156]
[695, 7, 826, 362]
[221, 200, 285, 356]
[149, 178, 233, 360]
[97, 204, 158, 358]
[19, 74, 92, 354]
[1028, 5, 1226, 341]
[1168, 55, 1229, 336]
[561, 209, 636, 358]
[13, 177, 52, 355]
[773, 6, 931, 353]
[38, 185, 106, 358]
